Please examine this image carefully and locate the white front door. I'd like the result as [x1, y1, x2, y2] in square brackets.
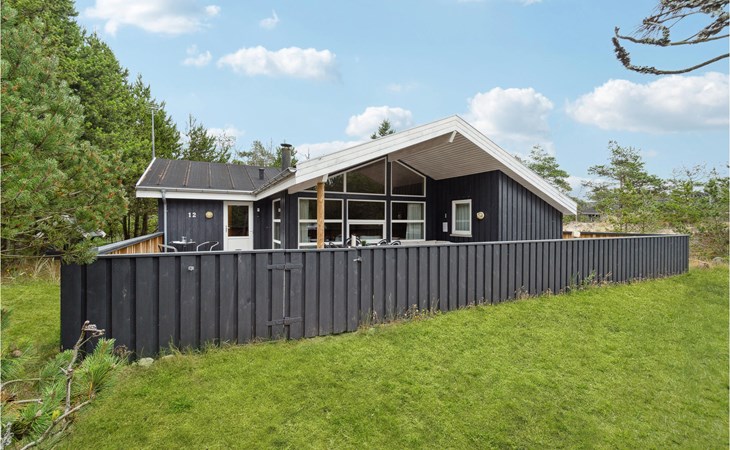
[223, 202, 253, 250]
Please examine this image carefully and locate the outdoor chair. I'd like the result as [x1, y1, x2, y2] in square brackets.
[158, 244, 178, 253]
[196, 241, 220, 251]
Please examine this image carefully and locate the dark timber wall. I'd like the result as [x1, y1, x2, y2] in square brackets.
[61, 235, 689, 357]
[158, 199, 223, 246]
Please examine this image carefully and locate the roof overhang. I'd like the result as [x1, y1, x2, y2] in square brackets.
[267, 116, 577, 215]
[136, 186, 256, 201]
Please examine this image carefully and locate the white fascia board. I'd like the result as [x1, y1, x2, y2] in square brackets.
[294, 116, 460, 183]
[136, 188, 256, 202]
[135, 158, 157, 188]
[453, 118, 577, 215]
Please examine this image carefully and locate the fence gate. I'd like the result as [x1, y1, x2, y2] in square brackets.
[265, 251, 303, 339]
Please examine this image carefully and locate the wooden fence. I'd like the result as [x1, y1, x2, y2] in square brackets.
[61, 235, 689, 357]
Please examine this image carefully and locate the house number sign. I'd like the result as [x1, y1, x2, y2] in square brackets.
[188, 212, 197, 218]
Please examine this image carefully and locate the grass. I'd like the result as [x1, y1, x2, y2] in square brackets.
[1, 278, 61, 364]
[1, 267, 727, 448]
[53, 266, 730, 449]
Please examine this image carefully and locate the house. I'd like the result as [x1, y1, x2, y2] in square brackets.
[136, 115, 577, 251]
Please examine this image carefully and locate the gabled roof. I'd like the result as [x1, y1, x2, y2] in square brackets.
[258, 115, 577, 215]
[136, 158, 280, 199]
[135, 116, 577, 215]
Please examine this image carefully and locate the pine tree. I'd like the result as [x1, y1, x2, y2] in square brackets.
[370, 119, 396, 139]
[1, 4, 127, 263]
[174, 115, 231, 163]
[583, 141, 663, 232]
[518, 145, 571, 193]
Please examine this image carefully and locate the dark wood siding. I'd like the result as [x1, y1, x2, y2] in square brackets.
[428, 171, 500, 242]
[254, 198, 272, 249]
[428, 170, 562, 242]
[496, 172, 562, 240]
[158, 199, 223, 248]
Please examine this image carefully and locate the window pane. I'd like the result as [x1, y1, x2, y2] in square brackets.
[228, 205, 249, 236]
[349, 224, 383, 241]
[273, 222, 280, 239]
[392, 223, 424, 240]
[305, 174, 344, 192]
[348, 201, 385, 220]
[299, 199, 342, 220]
[392, 162, 425, 196]
[273, 201, 281, 220]
[454, 203, 470, 232]
[392, 202, 424, 221]
[346, 160, 385, 194]
[299, 223, 342, 243]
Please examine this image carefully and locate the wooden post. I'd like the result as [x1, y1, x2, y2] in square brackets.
[316, 182, 325, 249]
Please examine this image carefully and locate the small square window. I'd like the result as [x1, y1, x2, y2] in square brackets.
[452, 200, 471, 236]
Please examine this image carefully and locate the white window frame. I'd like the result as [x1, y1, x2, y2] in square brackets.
[347, 199, 386, 243]
[272, 199, 281, 249]
[297, 198, 343, 248]
[391, 201, 426, 242]
[390, 161, 426, 197]
[306, 158, 387, 196]
[451, 199, 472, 237]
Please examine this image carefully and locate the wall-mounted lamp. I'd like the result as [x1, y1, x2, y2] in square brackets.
[205, 211, 214, 219]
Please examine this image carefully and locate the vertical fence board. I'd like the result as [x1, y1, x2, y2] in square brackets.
[332, 251, 347, 334]
[270, 252, 286, 339]
[419, 247, 430, 310]
[179, 255, 198, 348]
[289, 252, 305, 339]
[135, 257, 156, 357]
[484, 245, 493, 304]
[458, 246, 468, 307]
[499, 244, 508, 302]
[158, 256, 178, 350]
[200, 255, 218, 345]
[85, 261, 109, 349]
[360, 249, 373, 321]
[347, 249, 360, 332]
[219, 255, 236, 343]
[448, 247, 458, 310]
[428, 247, 440, 310]
[384, 249, 396, 319]
[371, 249, 385, 321]
[304, 252, 319, 337]
[111, 258, 134, 353]
[475, 245, 485, 303]
[319, 252, 333, 334]
[408, 247, 419, 310]
[396, 248, 408, 315]
[61, 264, 83, 350]
[467, 246, 476, 304]
[237, 254, 254, 342]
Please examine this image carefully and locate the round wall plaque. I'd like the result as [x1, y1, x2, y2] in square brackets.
[205, 211, 214, 219]
[476, 211, 485, 220]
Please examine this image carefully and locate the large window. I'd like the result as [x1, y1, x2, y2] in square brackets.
[452, 199, 472, 236]
[272, 199, 281, 248]
[305, 158, 385, 195]
[347, 200, 385, 243]
[391, 202, 425, 241]
[298, 198, 343, 248]
[391, 161, 425, 196]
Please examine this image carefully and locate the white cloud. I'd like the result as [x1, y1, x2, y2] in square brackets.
[464, 87, 554, 153]
[207, 125, 244, 139]
[566, 72, 729, 133]
[217, 46, 338, 80]
[182, 45, 212, 67]
[345, 106, 414, 138]
[84, 0, 220, 35]
[296, 140, 365, 160]
[259, 10, 279, 29]
[204, 5, 220, 16]
[386, 82, 418, 93]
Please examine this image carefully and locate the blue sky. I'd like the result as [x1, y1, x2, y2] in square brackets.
[74, 0, 728, 195]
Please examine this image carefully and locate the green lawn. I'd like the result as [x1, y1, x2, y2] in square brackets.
[3, 268, 728, 448]
[1, 279, 60, 364]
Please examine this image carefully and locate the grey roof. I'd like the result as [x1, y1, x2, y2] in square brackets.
[137, 159, 283, 192]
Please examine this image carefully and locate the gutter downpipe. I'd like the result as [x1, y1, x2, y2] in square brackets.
[162, 189, 168, 252]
